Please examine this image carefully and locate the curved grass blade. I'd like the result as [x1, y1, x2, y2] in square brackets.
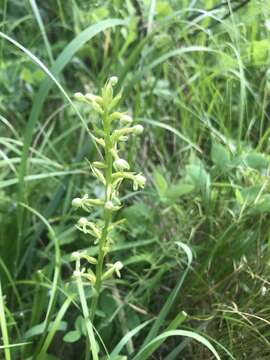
[29, 0, 54, 64]
[164, 325, 235, 360]
[123, 46, 215, 98]
[143, 242, 192, 345]
[19, 203, 60, 357]
[110, 320, 153, 358]
[76, 273, 99, 360]
[36, 296, 73, 359]
[141, 118, 202, 153]
[132, 330, 221, 360]
[0, 258, 22, 309]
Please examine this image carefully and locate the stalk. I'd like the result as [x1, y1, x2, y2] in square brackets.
[72, 76, 146, 331]
[90, 109, 112, 320]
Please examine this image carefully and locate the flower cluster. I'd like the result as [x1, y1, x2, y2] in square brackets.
[71, 77, 146, 301]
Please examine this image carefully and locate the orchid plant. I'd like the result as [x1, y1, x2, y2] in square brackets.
[72, 76, 146, 322]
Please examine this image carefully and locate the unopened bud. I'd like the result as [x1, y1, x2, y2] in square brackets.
[133, 124, 144, 134]
[71, 251, 81, 261]
[120, 114, 133, 125]
[74, 92, 85, 101]
[105, 201, 114, 210]
[78, 217, 88, 226]
[73, 270, 81, 278]
[113, 158, 130, 171]
[72, 198, 82, 208]
[109, 76, 118, 86]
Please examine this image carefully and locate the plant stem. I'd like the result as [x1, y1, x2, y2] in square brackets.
[76, 260, 98, 360]
[90, 107, 113, 321]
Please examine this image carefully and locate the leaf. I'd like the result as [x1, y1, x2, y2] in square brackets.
[166, 183, 194, 201]
[153, 170, 168, 198]
[245, 153, 268, 170]
[156, 1, 173, 17]
[248, 40, 270, 66]
[252, 195, 270, 214]
[240, 186, 261, 204]
[211, 143, 230, 169]
[63, 330, 81, 343]
[132, 330, 221, 360]
[186, 164, 211, 208]
[75, 315, 87, 336]
[110, 320, 152, 357]
[36, 297, 73, 358]
[23, 321, 67, 339]
[143, 242, 192, 346]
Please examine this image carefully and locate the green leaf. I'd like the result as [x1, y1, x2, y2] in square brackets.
[252, 195, 270, 214]
[23, 321, 67, 339]
[211, 143, 230, 169]
[166, 183, 194, 201]
[110, 320, 152, 357]
[186, 164, 211, 208]
[143, 242, 192, 346]
[132, 330, 221, 360]
[63, 330, 81, 343]
[245, 153, 268, 170]
[240, 186, 261, 204]
[248, 40, 270, 66]
[153, 170, 168, 198]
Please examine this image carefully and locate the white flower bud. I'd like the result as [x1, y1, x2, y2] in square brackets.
[114, 261, 123, 277]
[119, 136, 129, 142]
[120, 114, 133, 125]
[85, 93, 103, 104]
[74, 92, 85, 101]
[109, 76, 118, 86]
[72, 198, 82, 208]
[136, 174, 146, 186]
[133, 124, 144, 134]
[133, 174, 146, 190]
[78, 217, 88, 227]
[114, 261, 123, 271]
[113, 158, 130, 171]
[71, 251, 81, 261]
[105, 201, 114, 210]
[73, 270, 81, 278]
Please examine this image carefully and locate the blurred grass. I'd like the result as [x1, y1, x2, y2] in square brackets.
[0, 0, 270, 359]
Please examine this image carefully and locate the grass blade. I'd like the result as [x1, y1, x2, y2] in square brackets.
[143, 242, 192, 345]
[0, 281, 11, 360]
[110, 320, 153, 357]
[36, 296, 73, 359]
[132, 330, 221, 360]
[29, 0, 54, 64]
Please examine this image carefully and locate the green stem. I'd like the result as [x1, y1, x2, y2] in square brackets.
[0, 281, 11, 360]
[90, 108, 113, 321]
[76, 260, 98, 360]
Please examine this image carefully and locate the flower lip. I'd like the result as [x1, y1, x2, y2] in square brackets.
[114, 261, 123, 270]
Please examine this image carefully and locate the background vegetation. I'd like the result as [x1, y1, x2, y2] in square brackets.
[1, 0, 270, 359]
